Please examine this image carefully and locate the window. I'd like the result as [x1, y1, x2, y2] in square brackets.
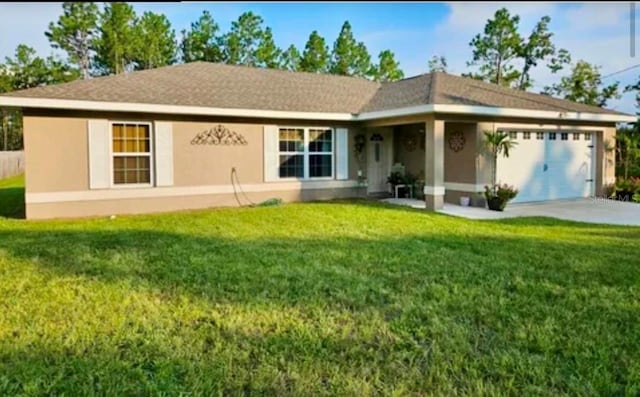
[536, 132, 544, 140]
[111, 122, 152, 185]
[523, 132, 531, 140]
[278, 127, 333, 179]
[561, 132, 568, 140]
[508, 131, 517, 139]
[548, 132, 557, 140]
[278, 128, 304, 178]
[573, 133, 580, 140]
[585, 132, 592, 141]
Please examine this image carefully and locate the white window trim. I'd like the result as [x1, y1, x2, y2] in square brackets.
[109, 120, 154, 189]
[277, 126, 335, 181]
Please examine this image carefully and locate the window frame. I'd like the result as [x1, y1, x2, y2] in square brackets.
[109, 120, 154, 188]
[277, 126, 335, 181]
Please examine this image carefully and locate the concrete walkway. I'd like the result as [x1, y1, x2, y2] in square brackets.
[381, 197, 640, 226]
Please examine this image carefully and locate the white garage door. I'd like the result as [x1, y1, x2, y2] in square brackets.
[496, 131, 595, 203]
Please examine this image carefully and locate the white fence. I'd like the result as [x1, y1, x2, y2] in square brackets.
[0, 151, 24, 179]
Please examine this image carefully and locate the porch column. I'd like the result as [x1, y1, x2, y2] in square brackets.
[424, 118, 445, 210]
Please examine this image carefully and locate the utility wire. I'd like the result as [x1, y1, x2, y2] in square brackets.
[601, 63, 640, 79]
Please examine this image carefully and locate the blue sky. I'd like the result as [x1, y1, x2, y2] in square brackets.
[1, 2, 639, 113]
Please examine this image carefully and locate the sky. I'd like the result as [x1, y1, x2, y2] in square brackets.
[0, 2, 639, 114]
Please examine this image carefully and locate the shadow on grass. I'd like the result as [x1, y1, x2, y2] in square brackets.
[0, 226, 638, 306]
[0, 223, 639, 395]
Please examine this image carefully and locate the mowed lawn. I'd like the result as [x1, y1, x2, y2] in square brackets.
[0, 178, 639, 395]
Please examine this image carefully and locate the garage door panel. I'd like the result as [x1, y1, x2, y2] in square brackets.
[496, 131, 595, 203]
[496, 134, 546, 203]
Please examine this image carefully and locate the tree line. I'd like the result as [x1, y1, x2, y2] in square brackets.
[0, 3, 632, 150]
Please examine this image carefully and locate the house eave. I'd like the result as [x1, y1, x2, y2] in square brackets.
[0, 96, 634, 124]
[357, 104, 636, 123]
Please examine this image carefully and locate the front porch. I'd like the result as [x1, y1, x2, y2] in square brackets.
[361, 117, 486, 210]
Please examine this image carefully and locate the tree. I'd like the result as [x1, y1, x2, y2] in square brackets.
[371, 50, 404, 82]
[3, 44, 79, 90]
[428, 55, 447, 73]
[547, 48, 571, 74]
[329, 21, 372, 77]
[483, 130, 518, 201]
[299, 31, 329, 73]
[223, 11, 264, 66]
[93, 2, 137, 75]
[180, 10, 223, 63]
[132, 11, 176, 70]
[543, 60, 620, 107]
[615, 127, 640, 179]
[45, 2, 99, 79]
[467, 8, 522, 87]
[279, 45, 301, 71]
[255, 27, 281, 69]
[517, 16, 562, 90]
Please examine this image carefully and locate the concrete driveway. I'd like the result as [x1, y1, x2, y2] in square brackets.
[438, 198, 640, 226]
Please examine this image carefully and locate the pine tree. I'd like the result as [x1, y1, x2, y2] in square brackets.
[45, 2, 99, 79]
[133, 11, 176, 70]
[180, 10, 223, 63]
[299, 31, 329, 73]
[93, 2, 137, 75]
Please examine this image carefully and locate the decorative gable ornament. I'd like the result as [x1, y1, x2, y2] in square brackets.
[448, 131, 465, 152]
[191, 124, 248, 145]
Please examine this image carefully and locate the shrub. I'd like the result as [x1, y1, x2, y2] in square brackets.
[484, 183, 518, 202]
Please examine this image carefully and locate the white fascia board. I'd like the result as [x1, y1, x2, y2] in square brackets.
[1, 96, 635, 123]
[430, 104, 636, 123]
[355, 105, 435, 121]
[0, 96, 356, 121]
[357, 104, 635, 123]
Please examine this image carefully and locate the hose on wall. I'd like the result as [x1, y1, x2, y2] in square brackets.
[230, 167, 256, 207]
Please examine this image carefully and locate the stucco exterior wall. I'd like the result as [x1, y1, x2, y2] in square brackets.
[444, 122, 477, 185]
[22, 111, 361, 219]
[23, 116, 90, 193]
[392, 123, 425, 178]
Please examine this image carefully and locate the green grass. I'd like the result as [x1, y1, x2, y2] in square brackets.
[0, 174, 24, 218]
[0, 177, 639, 395]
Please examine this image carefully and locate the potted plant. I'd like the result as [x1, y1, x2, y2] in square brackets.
[483, 130, 519, 211]
[387, 171, 405, 194]
[613, 177, 639, 202]
[484, 184, 518, 211]
[403, 172, 417, 198]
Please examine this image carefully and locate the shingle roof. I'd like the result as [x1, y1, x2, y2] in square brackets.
[2, 62, 380, 114]
[1, 61, 628, 116]
[362, 72, 622, 115]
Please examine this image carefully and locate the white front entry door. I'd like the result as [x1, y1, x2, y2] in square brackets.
[367, 130, 393, 193]
[496, 131, 595, 203]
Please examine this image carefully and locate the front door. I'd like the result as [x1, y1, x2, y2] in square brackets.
[367, 129, 392, 193]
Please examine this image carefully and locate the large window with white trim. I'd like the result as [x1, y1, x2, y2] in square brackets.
[111, 122, 152, 185]
[278, 127, 334, 179]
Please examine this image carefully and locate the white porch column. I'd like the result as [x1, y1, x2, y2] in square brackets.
[424, 117, 445, 210]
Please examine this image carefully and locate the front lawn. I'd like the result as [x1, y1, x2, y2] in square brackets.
[0, 187, 638, 394]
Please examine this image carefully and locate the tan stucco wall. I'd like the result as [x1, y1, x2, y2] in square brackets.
[26, 187, 360, 220]
[22, 111, 361, 219]
[172, 121, 264, 186]
[444, 122, 477, 184]
[392, 124, 425, 178]
[23, 116, 90, 193]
